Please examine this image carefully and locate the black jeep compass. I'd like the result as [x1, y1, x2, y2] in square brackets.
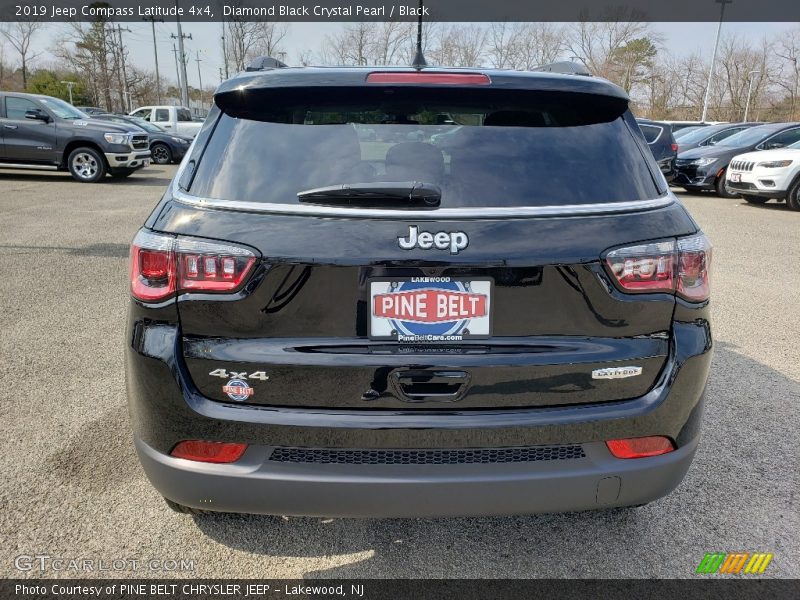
[126, 64, 712, 517]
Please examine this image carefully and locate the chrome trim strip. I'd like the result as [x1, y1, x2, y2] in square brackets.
[172, 186, 675, 220]
[0, 163, 58, 171]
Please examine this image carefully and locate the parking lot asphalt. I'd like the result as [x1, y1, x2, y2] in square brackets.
[0, 166, 797, 579]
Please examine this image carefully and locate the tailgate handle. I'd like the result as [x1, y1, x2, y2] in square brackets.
[391, 370, 471, 403]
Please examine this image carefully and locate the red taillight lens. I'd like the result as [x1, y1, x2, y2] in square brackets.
[677, 234, 712, 301]
[366, 72, 491, 85]
[671, 143, 678, 152]
[170, 440, 248, 463]
[605, 240, 675, 293]
[130, 231, 176, 302]
[129, 230, 257, 302]
[604, 233, 711, 301]
[606, 436, 675, 459]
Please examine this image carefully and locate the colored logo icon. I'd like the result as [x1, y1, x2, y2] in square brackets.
[696, 552, 773, 574]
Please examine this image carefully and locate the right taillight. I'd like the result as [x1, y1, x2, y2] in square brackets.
[130, 230, 257, 302]
[605, 233, 711, 301]
[676, 234, 712, 301]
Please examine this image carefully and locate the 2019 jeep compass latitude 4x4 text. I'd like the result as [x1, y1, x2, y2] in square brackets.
[126, 64, 712, 517]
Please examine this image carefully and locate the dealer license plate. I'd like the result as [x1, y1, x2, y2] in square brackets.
[369, 277, 492, 342]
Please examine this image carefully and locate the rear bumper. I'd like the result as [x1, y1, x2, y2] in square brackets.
[135, 435, 700, 517]
[126, 315, 711, 517]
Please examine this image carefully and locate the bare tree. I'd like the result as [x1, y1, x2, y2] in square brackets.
[564, 8, 653, 78]
[1, 21, 44, 90]
[252, 22, 289, 59]
[295, 48, 315, 67]
[429, 24, 486, 67]
[321, 23, 375, 66]
[716, 34, 771, 120]
[371, 21, 413, 65]
[486, 22, 563, 70]
[775, 26, 800, 120]
[53, 21, 117, 110]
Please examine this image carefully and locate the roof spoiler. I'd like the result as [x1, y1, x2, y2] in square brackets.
[245, 56, 289, 72]
[531, 61, 592, 76]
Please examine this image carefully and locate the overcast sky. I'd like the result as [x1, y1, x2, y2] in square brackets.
[11, 21, 791, 90]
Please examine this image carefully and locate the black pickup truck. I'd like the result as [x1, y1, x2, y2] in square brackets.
[0, 91, 151, 182]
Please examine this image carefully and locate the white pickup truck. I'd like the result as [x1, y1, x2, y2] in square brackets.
[128, 105, 203, 138]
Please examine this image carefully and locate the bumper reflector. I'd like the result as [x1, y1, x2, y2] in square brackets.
[170, 441, 247, 463]
[606, 436, 675, 459]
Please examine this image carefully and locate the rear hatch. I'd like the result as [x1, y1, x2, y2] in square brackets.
[153, 70, 698, 410]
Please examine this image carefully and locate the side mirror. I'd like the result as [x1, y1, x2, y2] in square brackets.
[24, 108, 50, 122]
[765, 142, 784, 150]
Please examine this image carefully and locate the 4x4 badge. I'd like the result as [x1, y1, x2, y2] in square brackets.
[398, 225, 468, 255]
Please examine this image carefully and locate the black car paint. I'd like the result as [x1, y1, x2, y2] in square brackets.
[92, 114, 192, 164]
[0, 92, 149, 175]
[675, 123, 758, 153]
[636, 119, 677, 182]
[126, 66, 712, 516]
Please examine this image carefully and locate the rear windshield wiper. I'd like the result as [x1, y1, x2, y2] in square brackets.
[297, 181, 441, 208]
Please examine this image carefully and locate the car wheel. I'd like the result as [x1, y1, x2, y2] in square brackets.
[741, 195, 769, 205]
[715, 170, 739, 198]
[151, 143, 173, 165]
[67, 147, 107, 183]
[109, 169, 135, 179]
[787, 177, 800, 211]
[163, 497, 211, 515]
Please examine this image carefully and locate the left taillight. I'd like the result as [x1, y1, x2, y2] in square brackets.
[129, 230, 257, 302]
[604, 233, 711, 302]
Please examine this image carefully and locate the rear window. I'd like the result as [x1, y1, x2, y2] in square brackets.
[189, 90, 660, 208]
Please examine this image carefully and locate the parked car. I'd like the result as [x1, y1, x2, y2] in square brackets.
[726, 140, 800, 209]
[127, 61, 712, 518]
[0, 91, 150, 182]
[128, 105, 203, 138]
[664, 120, 713, 133]
[675, 122, 759, 153]
[673, 126, 704, 139]
[636, 118, 677, 182]
[92, 114, 193, 164]
[674, 122, 800, 197]
[75, 106, 110, 116]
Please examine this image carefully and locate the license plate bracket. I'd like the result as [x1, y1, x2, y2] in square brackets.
[369, 277, 492, 342]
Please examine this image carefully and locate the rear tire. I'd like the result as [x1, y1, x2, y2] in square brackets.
[163, 497, 211, 515]
[715, 170, 739, 198]
[151, 142, 173, 165]
[67, 147, 107, 183]
[741, 195, 769, 205]
[787, 177, 800, 211]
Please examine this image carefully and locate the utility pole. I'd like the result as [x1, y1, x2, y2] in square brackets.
[172, 42, 182, 98]
[195, 51, 203, 104]
[221, 19, 229, 79]
[219, 67, 224, 84]
[743, 70, 761, 122]
[173, 0, 192, 107]
[144, 16, 164, 104]
[115, 25, 133, 112]
[700, 0, 732, 123]
[60, 81, 77, 104]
